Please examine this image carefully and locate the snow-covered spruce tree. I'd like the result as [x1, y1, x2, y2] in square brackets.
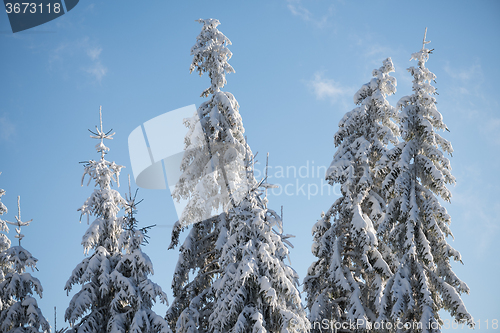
[0, 173, 12, 281]
[0, 196, 50, 333]
[303, 58, 400, 331]
[172, 18, 248, 226]
[167, 18, 248, 332]
[168, 19, 309, 333]
[209, 182, 310, 333]
[108, 177, 170, 333]
[64, 108, 128, 333]
[375, 32, 473, 331]
[0, 174, 6, 217]
[166, 213, 224, 333]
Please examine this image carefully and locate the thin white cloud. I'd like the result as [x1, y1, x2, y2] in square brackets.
[443, 61, 483, 97]
[49, 43, 68, 64]
[441, 61, 500, 145]
[364, 44, 394, 59]
[49, 37, 107, 83]
[485, 118, 500, 146]
[0, 115, 15, 141]
[86, 47, 102, 61]
[350, 32, 398, 62]
[286, 0, 333, 28]
[84, 46, 106, 82]
[308, 72, 351, 103]
[444, 62, 481, 82]
[452, 174, 500, 258]
[86, 61, 107, 83]
[287, 0, 312, 21]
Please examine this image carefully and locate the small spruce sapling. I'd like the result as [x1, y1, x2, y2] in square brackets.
[108, 176, 171, 333]
[0, 196, 50, 333]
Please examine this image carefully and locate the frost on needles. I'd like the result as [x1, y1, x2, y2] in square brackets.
[167, 18, 309, 333]
[64, 108, 170, 333]
[304, 58, 399, 331]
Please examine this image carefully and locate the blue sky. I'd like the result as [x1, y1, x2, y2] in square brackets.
[1, 1, 499, 331]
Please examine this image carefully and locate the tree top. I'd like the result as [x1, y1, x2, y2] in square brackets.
[88, 106, 115, 159]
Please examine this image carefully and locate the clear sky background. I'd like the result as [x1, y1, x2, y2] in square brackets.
[1, 1, 498, 331]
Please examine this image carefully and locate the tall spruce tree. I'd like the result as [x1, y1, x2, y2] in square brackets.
[375, 31, 473, 331]
[64, 108, 127, 332]
[167, 18, 248, 332]
[65, 109, 170, 333]
[0, 173, 11, 281]
[0, 196, 50, 333]
[168, 19, 309, 333]
[172, 18, 248, 228]
[304, 58, 399, 331]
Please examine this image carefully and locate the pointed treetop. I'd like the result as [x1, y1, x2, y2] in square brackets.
[256, 152, 278, 203]
[190, 18, 235, 97]
[410, 28, 433, 68]
[123, 174, 144, 230]
[195, 18, 220, 29]
[0, 172, 7, 227]
[5, 196, 32, 246]
[88, 106, 115, 159]
[422, 27, 431, 50]
[125, 174, 140, 218]
[128, 174, 133, 200]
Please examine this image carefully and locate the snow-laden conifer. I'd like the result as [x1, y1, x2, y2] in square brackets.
[0, 174, 6, 219]
[172, 18, 248, 227]
[167, 19, 248, 332]
[0, 196, 50, 333]
[375, 31, 473, 331]
[304, 58, 399, 330]
[209, 180, 310, 333]
[166, 214, 225, 333]
[168, 19, 309, 333]
[64, 108, 128, 332]
[106, 177, 171, 333]
[0, 173, 12, 281]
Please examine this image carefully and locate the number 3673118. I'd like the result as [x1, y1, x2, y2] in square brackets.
[5, 3, 61, 14]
